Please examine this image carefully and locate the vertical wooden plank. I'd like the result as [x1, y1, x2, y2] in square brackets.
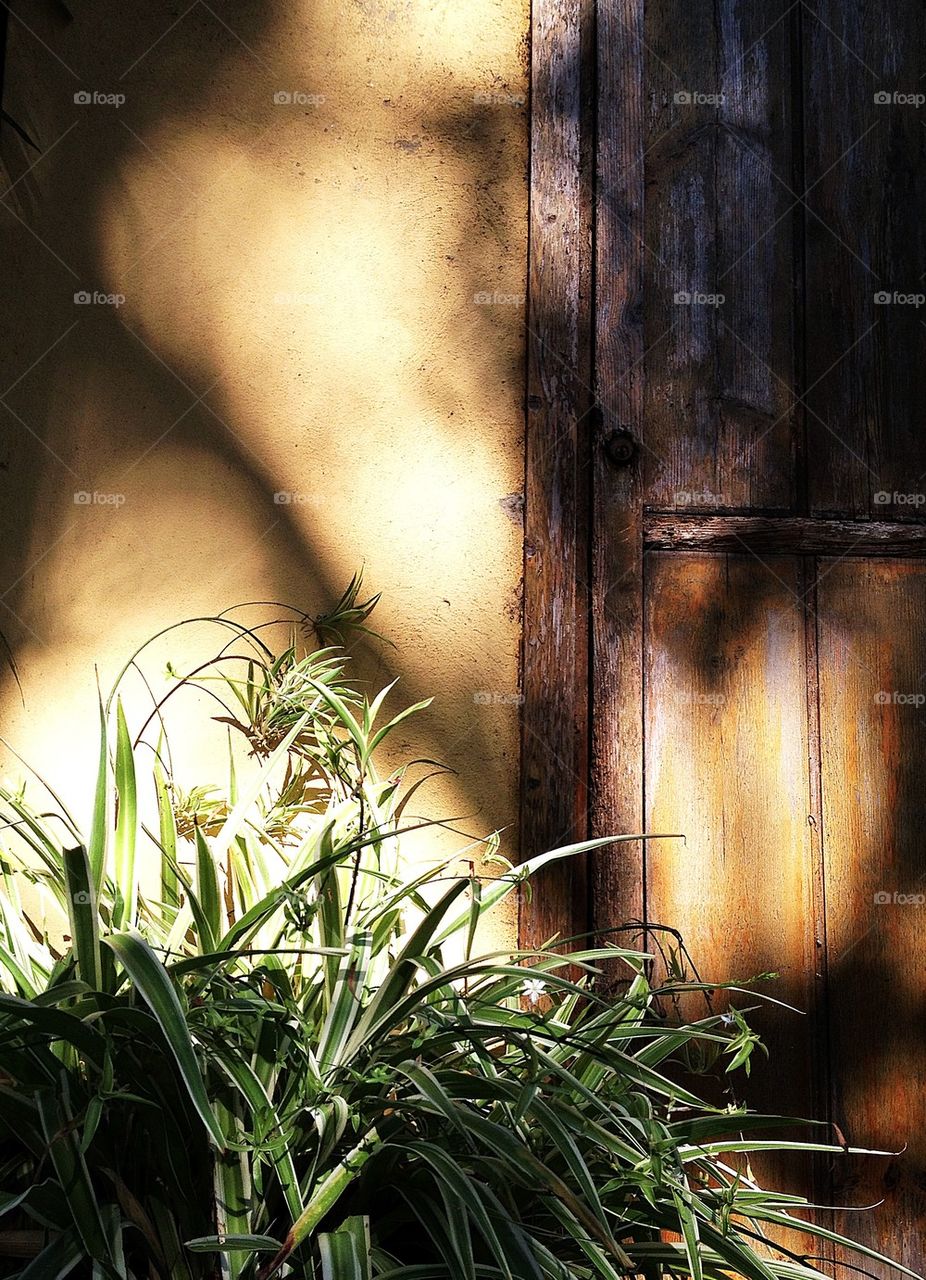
[644, 552, 818, 1197]
[641, 0, 796, 512]
[0, 4, 8, 120]
[817, 560, 926, 1273]
[520, 0, 587, 948]
[804, 3, 926, 516]
[589, 0, 646, 947]
[801, 560, 836, 1236]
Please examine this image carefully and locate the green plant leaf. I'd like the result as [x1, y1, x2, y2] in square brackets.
[0, 993, 105, 1062]
[62, 845, 101, 989]
[258, 1131, 379, 1280]
[112, 698, 138, 930]
[671, 1187, 703, 1280]
[18, 1227, 84, 1280]
[210, 714, 309, 865]
[153, 754, 180, 910]
[185, 1235, 281, 1253]
[345, 880, 468, 1056]
[213, 1051, 304, 1224]
[103, 931, 225, 1149]
[318, 1217, 371, 1280]
[194, 826, 222, 953]
[35, 1087, 111, 1266]
[317, 930, 371, 1077]
[434, 833, 682, 945]
[407, 1142, 515, 1280]
[88, 693, 108, 894]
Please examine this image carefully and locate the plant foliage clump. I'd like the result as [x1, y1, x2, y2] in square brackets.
[0, 597, 916, 1280]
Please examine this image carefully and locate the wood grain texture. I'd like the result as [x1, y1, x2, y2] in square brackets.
[524, 1, 926, 1257]
[803, 3, 926, 516]
[641, 0, 796, 511]
[645, 513, 926, 557]
[644, 552, 819, 1210]
[589, 0, 646, 945]
[801, 559, 835, 1234]
[817, 560, 926, 1272]
[520, 0, 587, 949]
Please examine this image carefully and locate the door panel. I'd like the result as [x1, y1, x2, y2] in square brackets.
[642, 0, 796, 511]
[645, 553, 814, 1013]
[643, 552, 819, 1215]
[817, 561, 926, 1269]
[804, 4, 926, 516]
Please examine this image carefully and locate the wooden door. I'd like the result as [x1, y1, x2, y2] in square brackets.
[522, 0, 926, 1268]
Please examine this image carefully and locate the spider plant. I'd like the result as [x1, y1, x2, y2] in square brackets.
[0, 597, 917, 1280]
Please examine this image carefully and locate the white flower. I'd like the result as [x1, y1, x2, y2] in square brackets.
[522, 977, 547, 1005]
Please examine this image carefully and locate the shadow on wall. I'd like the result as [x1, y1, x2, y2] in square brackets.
[0, 0, 529, 856]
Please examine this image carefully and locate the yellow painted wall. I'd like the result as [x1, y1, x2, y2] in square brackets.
[0, 1, 528, 934]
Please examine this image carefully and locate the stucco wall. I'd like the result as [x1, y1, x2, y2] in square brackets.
[0, 1, 528, 936]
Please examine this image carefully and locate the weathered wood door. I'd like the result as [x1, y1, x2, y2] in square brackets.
[522, 0, 926, 1267]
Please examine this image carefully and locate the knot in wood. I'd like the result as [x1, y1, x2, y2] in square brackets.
[603, 428, 638, 468]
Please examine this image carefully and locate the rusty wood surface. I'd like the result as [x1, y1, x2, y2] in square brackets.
[588, 0, 647, 945]
[817, 560, 926, 1273]
[645, 513, 926, 557]
[525, 3, 926, 1260]
[520, 0, 588, 949]
[640, 0, 797, 511]
[643, 551, 819, 1242]
[803, 4, 926, 517]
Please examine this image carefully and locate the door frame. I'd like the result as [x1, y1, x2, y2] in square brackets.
[521, 0, 647, 950]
